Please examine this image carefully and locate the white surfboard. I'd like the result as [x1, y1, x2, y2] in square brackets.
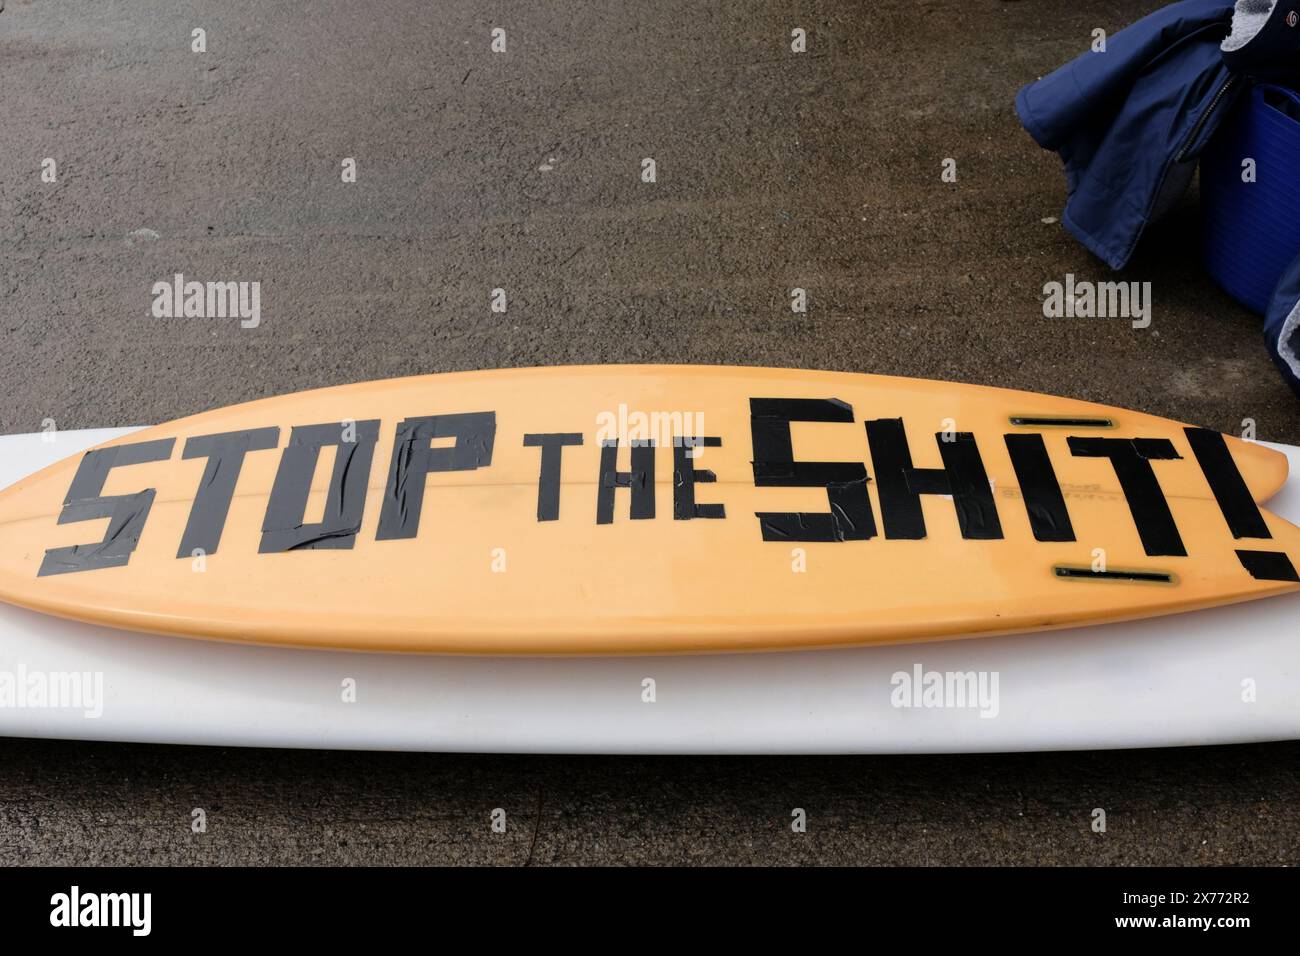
[0, 425, 1297, 753]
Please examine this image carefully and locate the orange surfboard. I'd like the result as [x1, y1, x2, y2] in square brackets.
[0, 365, 1296, 654]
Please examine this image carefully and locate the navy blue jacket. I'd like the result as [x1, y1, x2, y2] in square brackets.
[1016, 0, 1238, 269]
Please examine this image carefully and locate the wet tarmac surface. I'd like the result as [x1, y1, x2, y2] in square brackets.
[1, 0, 1297, 864]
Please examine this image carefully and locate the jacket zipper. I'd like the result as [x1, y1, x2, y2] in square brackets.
[1175, 73, 1240, 163]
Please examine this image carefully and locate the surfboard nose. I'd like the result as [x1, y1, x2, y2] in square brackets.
[1220, 432, 1291, 503]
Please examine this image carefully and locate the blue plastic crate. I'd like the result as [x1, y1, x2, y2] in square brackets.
[1202, 83, 1300, 316]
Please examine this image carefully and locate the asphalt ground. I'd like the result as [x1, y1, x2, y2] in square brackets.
[1, 0, 1297, 864]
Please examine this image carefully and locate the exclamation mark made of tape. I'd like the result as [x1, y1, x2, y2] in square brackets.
[1185, 428, 1299, 582]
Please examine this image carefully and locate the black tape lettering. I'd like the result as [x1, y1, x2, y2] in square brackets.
[376, 412, 496, 540]
[260, 421, 380, 552]
[749, 398, 874, 542]
[39, 438, 176, 576]
[1236, 549, 1300, 582]
[865, 419, 1002, 540]
[673, 437, 724, 520]
[1004, 433, 1076, 542]
[1068, 437, 1186, 557]
[1183, 429, 1298, 581]
[177, 427, 280, 557]
[754, 398, 873, 546]
[1184, 427, 1272, 539]
[523, 432, 583, 522]
[597, 439, 655, 524]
